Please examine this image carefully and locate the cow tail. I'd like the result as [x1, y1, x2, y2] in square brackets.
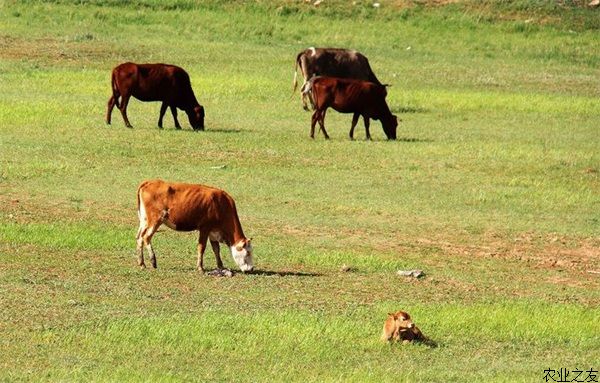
[292, 63, 297, 94]
[292, 52, 303, 96]
[111, 70, 120, 108]
[136, 181, 152, 220]
[136, 183, 143, 220]
[135, 183, 143, 239]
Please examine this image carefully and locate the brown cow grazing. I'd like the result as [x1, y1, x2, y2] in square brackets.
[304, 76, 398, 140]
[293, 47, 384, 110]
[381, 311, 429, 344]
[136, 180, 254, 273]
[106, 63, 205, 130]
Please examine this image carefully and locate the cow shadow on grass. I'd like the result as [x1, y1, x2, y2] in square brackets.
[247, 269, 322, 277]
[396, 137, 433, 143]
[165, 128, 243, 134]
[353, 137, 432, 143]
[391, 105, 428, 114]
[202, 128, 243, 134]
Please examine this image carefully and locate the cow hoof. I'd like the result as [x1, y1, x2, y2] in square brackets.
[139, 263, 146, 269]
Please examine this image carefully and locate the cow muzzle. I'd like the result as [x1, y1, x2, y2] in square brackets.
[231, 245, 254, 273]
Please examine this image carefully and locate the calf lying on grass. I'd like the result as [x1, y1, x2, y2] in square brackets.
[381, 310, 432, 345]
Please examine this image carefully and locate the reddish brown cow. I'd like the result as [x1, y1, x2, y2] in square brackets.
[136, 180, 254, 273]
[106, 63, 205, 130]
[304, 76, 398, 140]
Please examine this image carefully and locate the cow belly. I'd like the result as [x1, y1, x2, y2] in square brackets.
[164, 209, 198, 232]
[166, 220, 196, 232]
[332, 105, 358, 114]
[163, 204, 206, 232]
[133, 93, 165, 102]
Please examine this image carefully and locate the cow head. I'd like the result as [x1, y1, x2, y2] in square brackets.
[187, 105, 205, 131]
[383, 114, 398, 140]
[392, 311, 415, 332]
[230, 238, 254, 272]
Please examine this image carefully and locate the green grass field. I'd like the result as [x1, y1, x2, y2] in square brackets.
[1, 1, 599, 381]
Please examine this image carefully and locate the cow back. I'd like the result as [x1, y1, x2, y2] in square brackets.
[311, 77, 388, 115]
[113, 63, 198, 108]
[139, 180, 239, 233]
[300, 48, 382, 85]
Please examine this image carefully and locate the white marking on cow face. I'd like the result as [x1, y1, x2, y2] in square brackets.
[309, 47, 316, 56]
[230, 240, 254, 272]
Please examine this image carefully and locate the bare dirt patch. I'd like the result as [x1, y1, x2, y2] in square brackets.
[415, 230, 599, 267]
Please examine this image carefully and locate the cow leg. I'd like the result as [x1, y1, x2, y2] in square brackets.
[310, 110, 319, 139]
[349, 113, 360, 140]
[158, 102, 167, 129]
[106, 96, 117, 125]
[136, 225, 146, 268]
[197, 232, 209, 273]
[136, 194, 148, 268]
[170, 105, 182, 129]
[301, 94, 309, 111]
[142, 222, 161, 269]
[318, 109, 329, 140]
[118, 93, 133, 128]
[210, 240, 224, 269]
[364, 117, 371, 140]
[299, 81, 308, 111]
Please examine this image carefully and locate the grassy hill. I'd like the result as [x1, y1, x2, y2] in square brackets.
[1, 1, 598, 381]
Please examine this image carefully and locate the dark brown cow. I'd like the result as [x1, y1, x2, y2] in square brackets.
[293, 47, 384, 110]
[106, 63, 205, 130]
[305, 76, 398, 140]
[136, 180, 254, 273]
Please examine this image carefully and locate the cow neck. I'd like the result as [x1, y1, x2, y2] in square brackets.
[183, 92, 200, 111]
[224, 216, 246, 246]
[380, 102, 393, 119]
